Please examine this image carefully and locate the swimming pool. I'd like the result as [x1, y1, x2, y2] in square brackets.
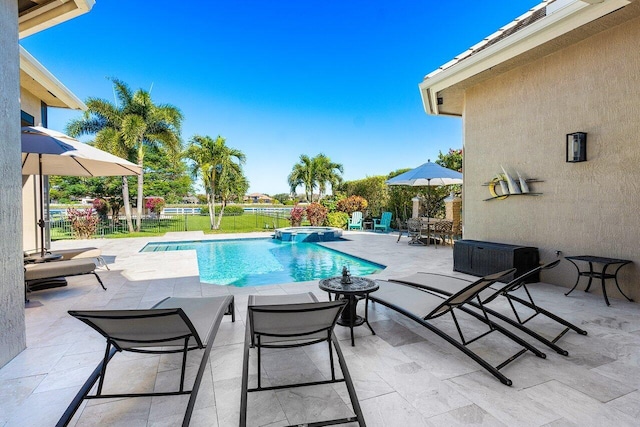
[140, 238, 384, 287]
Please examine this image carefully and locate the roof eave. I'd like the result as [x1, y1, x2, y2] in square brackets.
[18, 0, 95, 39]
[20, 46, 87, 110]
[419, 0, 631, 116]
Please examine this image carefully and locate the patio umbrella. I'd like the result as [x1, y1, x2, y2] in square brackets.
[21, 126, 142, 257]
[386, 160, 462, 219]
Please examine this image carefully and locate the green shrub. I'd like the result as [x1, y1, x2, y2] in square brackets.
[223, 205, 244, 216]
[200, 205, 209, 215]
[326, 212, 349, 229]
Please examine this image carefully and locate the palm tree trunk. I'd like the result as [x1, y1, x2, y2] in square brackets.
[208, 188, 216, 230]
[136, 151, 144, 232]
[121, 176, 134, 232]
[215, 201, 225, 229]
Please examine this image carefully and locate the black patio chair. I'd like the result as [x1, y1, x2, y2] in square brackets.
[57, 295, 235, 427]
[240, 292, 365, 426]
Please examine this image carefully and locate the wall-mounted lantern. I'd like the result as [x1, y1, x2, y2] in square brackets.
[566, 132, 587, 163]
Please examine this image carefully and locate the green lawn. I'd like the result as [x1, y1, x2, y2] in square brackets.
[50, 213, 302, 240]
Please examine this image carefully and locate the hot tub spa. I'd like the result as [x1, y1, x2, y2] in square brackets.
[274, 226, 343, 242]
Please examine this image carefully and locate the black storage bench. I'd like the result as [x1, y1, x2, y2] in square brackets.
[453, 240, 540, 282]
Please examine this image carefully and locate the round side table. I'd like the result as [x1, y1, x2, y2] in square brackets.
[319, 276, 379, 346]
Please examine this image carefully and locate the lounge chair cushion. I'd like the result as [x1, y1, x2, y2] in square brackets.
[24, 258, 97, 281]
[50, 247, 102, 260]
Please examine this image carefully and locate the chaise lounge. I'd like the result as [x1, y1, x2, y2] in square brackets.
[390, 260, 587, 354]
[24, 258, 106, 302]
[369, 269, 546, 386]
[58, 295, 235, 427]
[48, 246, 110, 270]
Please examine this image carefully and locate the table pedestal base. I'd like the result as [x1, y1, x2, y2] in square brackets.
[337, 314, 366, 328]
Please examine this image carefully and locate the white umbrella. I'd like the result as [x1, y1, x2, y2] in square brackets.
[386, 160, 462, 220]
[21, 126, 142, 256]
[385, 160, 463, 187]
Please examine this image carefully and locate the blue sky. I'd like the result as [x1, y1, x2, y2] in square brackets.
[21, 0, 541, 195]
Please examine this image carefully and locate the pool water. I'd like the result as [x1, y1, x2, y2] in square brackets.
[140, 238, 384, 287]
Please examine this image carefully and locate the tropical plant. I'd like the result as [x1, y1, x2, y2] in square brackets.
[66, 78, 183, 232]
[305, 202, 328, 226]
[183, 135, 246, 229]
[336, 195, 368, 215]
[340, 176, 388, 217]
[325, 212, 349, 229]
[288, 154, 315, 202]
[313, 154, 343, 199]
[145, 197, 165, 215]
[92, 198, 109, 221]
[287, 153, 343, 202]
[67, 207, 99, 239]
[288, 204, 306, 226]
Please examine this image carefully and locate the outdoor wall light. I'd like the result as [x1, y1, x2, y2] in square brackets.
[566, 132, 587, 163]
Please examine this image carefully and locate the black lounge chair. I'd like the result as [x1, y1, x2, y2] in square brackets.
[57, 295, 235, 427]
[369, 269, 546, 386]
[240, 292, 365, 426]
[391, 260, 587, 355]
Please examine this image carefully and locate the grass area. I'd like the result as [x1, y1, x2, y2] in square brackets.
[51, 213, 298, 240]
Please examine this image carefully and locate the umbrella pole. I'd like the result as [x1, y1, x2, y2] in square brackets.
[38, 154, 46, 257]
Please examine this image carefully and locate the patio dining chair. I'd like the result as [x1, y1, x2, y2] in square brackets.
[369, 269, 546, 386]
[240, 292, 365, 426]
[406, 218, 425, 245]
[58, 295, 235, 427]
[433, 220, 454, 246]
[390, 260, 587, 356]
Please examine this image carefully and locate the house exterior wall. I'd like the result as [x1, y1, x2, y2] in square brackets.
[0, 0, 26, 367]
[21, 89, 44, 253]
[463, 14, 640, 301]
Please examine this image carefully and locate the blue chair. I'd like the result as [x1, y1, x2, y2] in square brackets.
[347, 211, 363, 230]
[373, 212, 392, 232]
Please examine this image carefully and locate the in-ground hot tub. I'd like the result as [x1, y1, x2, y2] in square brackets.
[274, 226, 343, 242]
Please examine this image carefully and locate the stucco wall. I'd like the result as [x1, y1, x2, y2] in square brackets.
[463, 14, 640, 302]
[20, 89, 44, 253]
[0, 0, 26, 367]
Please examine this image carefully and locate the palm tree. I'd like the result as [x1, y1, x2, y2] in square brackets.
[288, 154, 316, 202]
[288, 154, 343, 202]
[67, 78, 182, 232]
[183, 135, 246, 229]
[313, 154, 343, 199]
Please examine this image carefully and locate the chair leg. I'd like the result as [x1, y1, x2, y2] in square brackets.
[93, 272, 107, 290]
[179, 338, 189, 392]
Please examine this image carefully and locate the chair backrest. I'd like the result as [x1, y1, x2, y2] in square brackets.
[68, 308, 202, 350]
[380, 211, 392, 226]
[433, 220, 453, 233]
[249, 300, 347, 346]
[480, 260, 561, 304]
[349, 211, 363, 225]
[425, 268, 517, 319]
[406, 218, 422, 233]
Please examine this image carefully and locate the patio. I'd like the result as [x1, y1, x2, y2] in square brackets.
[2, 231, 639, 426]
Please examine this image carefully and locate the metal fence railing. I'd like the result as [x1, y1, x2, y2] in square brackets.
[50, 210, 293, 240]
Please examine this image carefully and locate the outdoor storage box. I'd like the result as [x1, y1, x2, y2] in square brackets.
[453, 240, 539, 282]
